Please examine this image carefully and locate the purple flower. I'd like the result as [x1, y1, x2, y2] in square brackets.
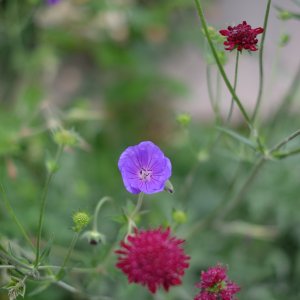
[47, 0, 61, 5]
[118, 141, 172, 194]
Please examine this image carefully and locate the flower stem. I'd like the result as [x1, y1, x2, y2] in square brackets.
[131, 192, 144, 219]
[252, 0, 272, 122]
[193, 0, 252, 129]
[93, 196, 112, 231]
[125, 193, 144, 239]
[216, 157, 266, 221]
[227, 51, 240, 122]
[34, 145, 64, 267]
[56, 232, 80, 280]
[0, 183, 34, 249]
[270, 129, 300, 152]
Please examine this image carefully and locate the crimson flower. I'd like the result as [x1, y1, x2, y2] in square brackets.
[219, 21, 264, 52]
[115, 227, 190, 293]
[194, 264, 240, 300]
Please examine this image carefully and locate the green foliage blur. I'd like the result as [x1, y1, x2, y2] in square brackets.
[1, 0, 300, 300]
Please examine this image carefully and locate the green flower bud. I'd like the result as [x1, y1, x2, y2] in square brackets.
[197, 150, 209, 162]
[72, 211, 90, 232]
[176, 113, 191, 127]
[53, 129, 78, 147]
[279, 34, 290, 47]
[278, 10, 293, 21]
[46, 159, 59, 173]
[164, 180, 174, 194]
[172, 210, 187, 224]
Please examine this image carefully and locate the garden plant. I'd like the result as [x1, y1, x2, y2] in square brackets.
[1, 0, 300, 299]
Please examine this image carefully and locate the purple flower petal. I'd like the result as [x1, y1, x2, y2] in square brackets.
[47, 0, 61, 5]
[118, 141, 172, 194]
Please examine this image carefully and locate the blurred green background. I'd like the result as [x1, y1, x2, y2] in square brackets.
[1, 0, 300, 299]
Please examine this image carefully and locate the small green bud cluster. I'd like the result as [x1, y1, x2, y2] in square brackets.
[279, 34, 290, 47]
[172, 210, 187, 224]
[278, 10, 293, 21]
[72, 211, 90, 232]
[203, 26, 225, 44]
[176, 113, 191, 127]
[53, 129, 78, 147]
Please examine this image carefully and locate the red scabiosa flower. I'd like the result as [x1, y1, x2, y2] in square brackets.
[115, 227, 190, 293]
[194, 264, 240, 300]
[219, 21, 264, 52]
[118, 141, 172, 194]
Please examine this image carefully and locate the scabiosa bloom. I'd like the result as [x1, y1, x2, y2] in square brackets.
[118, 141, 172, 194]
[115, 227, 190, 293]
[194, 264, 240, 300]
[219, 21, 264, 52]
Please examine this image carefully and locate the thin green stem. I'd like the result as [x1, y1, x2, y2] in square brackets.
[0, 183, 34, 249]
[131, 192, 144, 219]
[186, 162, 244, 238]
[125, 193, 145, 239]
[56, 232, 79, 280]
[269, 62, 300, 133]
[207, 66, 221, 123]
[0, 251, 33, 270]
[38, 265, 106, 274]
[0, 265, 15, 269]
[252, 0, 272, 122]
[35, 146, 64, 267]
[270, 129, 300, 152]
[227, 51, 240, 122]
[216, 157, 266, 221]
[93, 196, 112, 231]
[276, 147, 300, 159]
[194, 0, 252, 128]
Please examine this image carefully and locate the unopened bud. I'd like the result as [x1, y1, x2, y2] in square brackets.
[72, 211, 90, 232]
[82, 230, 106, 246]
[279, 34, 290, 47]
[278, 10, 292, 21]
[53, 129, 78, 147]
[176, 113, 191, 127]
[172, 210, 187, 224]
[164, 180, 174, 194]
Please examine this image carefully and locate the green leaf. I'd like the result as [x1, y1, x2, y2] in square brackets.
[28, 283, 52, 297]
[216, 126, 257, 150]
[274, 5, 300, 20]
[39, 236, 54, 264]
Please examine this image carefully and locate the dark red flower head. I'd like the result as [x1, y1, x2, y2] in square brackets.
[219, 21, 264, 52]
[115, 227, 190, 294]
[194, 264, 240, 300]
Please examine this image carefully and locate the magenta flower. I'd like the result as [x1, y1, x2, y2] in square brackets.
[115, 227, 190, 293]
[118, 141, 172, 194]
[194, 264, 240, 300]
[219, 21, 264, 52]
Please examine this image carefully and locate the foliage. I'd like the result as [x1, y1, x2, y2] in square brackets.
[1, 0, 300, 300]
